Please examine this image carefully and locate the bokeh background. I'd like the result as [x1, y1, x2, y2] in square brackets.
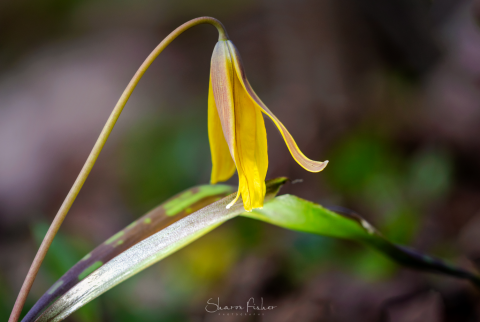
[1, 0, 480, 321]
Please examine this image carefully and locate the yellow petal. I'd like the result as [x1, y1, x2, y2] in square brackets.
[208, 76, 236, 184]
[210, 41, 268, 211]
[230, 60, 268, 211]
[227, 41, 328, 173]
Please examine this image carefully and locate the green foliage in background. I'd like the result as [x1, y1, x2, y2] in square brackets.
[119, 111, 211, 213]
[325, 133, 453, 279]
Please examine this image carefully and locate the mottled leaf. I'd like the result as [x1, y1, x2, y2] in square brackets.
[23, 184, 234, 322]
[34, 178, 287, 322]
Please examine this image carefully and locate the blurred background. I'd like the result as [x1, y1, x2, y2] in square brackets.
[1, 0, 480, 321]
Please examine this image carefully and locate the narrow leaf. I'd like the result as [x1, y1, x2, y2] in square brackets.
[35, 178, 287, 322]
[243, 195, 480, 287]
[23, 184, 234, 322]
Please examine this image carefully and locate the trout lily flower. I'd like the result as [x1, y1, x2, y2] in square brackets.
[208, 39, 328, 212]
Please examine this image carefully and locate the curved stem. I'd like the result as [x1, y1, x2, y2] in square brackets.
[9, 16, 228, 322]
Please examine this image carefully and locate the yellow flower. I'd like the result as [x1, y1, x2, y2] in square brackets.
[208, 40, 328, 212]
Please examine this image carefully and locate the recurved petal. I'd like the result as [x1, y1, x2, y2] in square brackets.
[227, 41, 328, 173]
[208, 77, 236, 184]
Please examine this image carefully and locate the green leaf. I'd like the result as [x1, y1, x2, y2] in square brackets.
[33, 178, 287, 322]
[243, 195, 480, 286]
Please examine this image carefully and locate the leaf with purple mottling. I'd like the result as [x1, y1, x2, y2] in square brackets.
[22, 184, 234, 322]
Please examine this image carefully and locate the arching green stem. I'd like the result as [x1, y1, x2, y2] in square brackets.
[9, 16, 228, 322]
